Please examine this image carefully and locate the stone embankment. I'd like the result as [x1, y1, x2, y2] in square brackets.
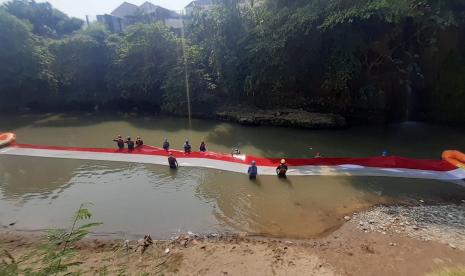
[215, 108, 347, 129]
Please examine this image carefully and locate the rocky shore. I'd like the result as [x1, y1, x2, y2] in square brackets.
[215, 108, 347, 129]
[347, 203, 465, 251]
[2, 203, 465, 275]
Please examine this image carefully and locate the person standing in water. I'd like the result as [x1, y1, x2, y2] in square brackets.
[276, 159, 288, 178]
[125, 136, 135, 150]
[113, 135, 125, 150]
[248, 161, 258, 179]
[199, 141, 207, 152]
[162, 138, 170, 151]
[168, 153, 178, 169]
[136, 136, 144, 148]
[184, 139, 192, 153]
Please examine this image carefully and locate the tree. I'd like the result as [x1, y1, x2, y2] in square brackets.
[0, 8, 52, 110]
[107, 23, 178, 110]
[47, 25, 110, 108]
[4, 0, 83, 38]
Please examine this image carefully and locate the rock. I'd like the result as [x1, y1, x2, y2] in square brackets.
[191, 239, 200, 246]
[216, 109, 347, 129]
[368, 220, 375, 224]
[412, 226, 419, 230]
[123, 240, 130, 251]
[344, 216, 351, 221]
[419, 199, 425, 203]
[449, 243, 457, 249]
[164, 248, 170, 254]
[359, 222, 364, 226]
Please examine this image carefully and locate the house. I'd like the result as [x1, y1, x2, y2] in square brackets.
[184, 0, 216, 15]
[97, 1, 183, 32]
[184, 0, 262, 16]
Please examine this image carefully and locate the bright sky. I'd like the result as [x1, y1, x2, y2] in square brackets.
[0, 0, 192, 19]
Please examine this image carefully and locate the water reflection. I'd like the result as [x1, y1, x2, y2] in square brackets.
[196, 173, 386, 238]
[0, 114, 464, 238]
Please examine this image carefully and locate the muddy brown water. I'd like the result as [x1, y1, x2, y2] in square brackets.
[0, 114, 464, 239]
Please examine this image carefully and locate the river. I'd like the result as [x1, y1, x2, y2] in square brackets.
[0, 113, 464, 239]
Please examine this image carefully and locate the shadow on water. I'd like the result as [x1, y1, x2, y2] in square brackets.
[347, 176, 465, 203]
[27, 113, 214, 132]
[1, 113, 465, 160]
[1, 113, 465, 238]
[0, 155, 79, 198]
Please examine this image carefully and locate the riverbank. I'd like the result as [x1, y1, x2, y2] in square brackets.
[1, 204, 464, 275]
[215, 108, 347, 129]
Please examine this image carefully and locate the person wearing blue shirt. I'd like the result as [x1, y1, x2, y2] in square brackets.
[248, 161, 258, 179]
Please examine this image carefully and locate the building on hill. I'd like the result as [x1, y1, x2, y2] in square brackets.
[184, 0, 215, 15]
[184, 0, 263, 16]
[97, 1, 182, 32]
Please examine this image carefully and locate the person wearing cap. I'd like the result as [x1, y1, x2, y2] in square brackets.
[136, 136, 144, 148]
[276, 159, 288, 177]
[199, 141, 207, 152]
[168, 153, 178, 169]
[125, 136, 135, 150]
[247, 160, 258, 179]
[184, 139, 192, 154]
[113, 135, 125, 150]
[163, 138, 170, 151]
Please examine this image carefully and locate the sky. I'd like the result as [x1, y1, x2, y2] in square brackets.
[0, 0, 192, 19]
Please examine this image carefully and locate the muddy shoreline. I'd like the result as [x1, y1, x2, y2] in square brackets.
[1, 204, 464, 275]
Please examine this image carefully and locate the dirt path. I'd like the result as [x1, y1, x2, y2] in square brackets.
[1, 218, 464, 275]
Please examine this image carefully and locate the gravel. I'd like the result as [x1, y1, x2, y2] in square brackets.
[351, 204, 465, 250]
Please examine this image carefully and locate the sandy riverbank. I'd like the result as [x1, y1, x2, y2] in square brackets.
[1, 204, 465, 275]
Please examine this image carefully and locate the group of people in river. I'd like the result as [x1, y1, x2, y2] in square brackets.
[113, 135, 207, 153]
[112, 135, 322, 179]
[112, 135, 144, 150]
[163, 138, 207, 153]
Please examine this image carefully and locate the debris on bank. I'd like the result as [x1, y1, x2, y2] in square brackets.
[348, 204, 465, 250]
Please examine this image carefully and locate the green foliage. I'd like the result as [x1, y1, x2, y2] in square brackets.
[4, 0, 83, 37]
[0, 8, 52, 109]
[47, 25, 110, 104]
[0, 203, 102, 275]
[1, 0, 465, 121]
[430, 52, 465, 122]
[108, 23, 178, 107]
